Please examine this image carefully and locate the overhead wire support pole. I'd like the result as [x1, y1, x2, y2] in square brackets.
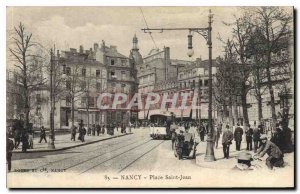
[141, 9, 215, 162]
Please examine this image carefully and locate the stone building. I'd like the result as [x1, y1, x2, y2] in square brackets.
[93, 41, 138, 125]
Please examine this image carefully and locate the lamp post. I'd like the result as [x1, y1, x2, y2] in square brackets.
[142, 9, 215, 161]
[48, 48, 55, 149]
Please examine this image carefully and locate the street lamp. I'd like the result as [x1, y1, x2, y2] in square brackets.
[187, 32, 194, 57]
[48, 48, 55, 149]
[142, 9, 215, 161]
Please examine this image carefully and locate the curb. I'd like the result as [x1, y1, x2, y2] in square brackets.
[12, 133, 133, 153]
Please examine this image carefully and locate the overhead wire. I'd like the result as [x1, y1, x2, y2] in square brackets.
[139, 7, 158, 49]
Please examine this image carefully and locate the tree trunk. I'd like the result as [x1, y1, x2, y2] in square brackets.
[228, 99, 234, 131]
[232, 95, 239, 126]
[241, 84, 249, 127]
[71, 97, 75, 128]
[266, 55, 277, 130]
[257, 94, 263, 124]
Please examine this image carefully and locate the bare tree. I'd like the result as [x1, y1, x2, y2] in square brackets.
[251, 7, 293, 129]
[223, 13, 254, 127]
[8, 22, 47, 128]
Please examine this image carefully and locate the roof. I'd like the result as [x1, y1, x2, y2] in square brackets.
[104, 46, 128, 58]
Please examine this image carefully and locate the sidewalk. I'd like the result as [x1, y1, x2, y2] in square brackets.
[195, 138, 294, 170]
[12, 128, 133, 153]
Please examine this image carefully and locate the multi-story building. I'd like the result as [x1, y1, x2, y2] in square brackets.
[92, 41, 138, 124]
[177, 58, 218, 121]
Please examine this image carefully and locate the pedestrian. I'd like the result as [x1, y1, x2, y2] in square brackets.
[102, 125, 105, 134]
[234, 123, 243, 151]
[199, 124, 206, 142]
[246, 124, 253, 151]
[78, 126, 86, 142]
[170, 123, 178, 150]
[28, 131, 34, 149]
[92, 124, 96, 136]
[39, 126, 47, 143]
[96, 124, 100, 136]
[87, 126, 91, 136]
[71, 126, 77, 141]
[271, 123, 284, 151]
[253, 125, 261, 153]
[254, 134, 284, 170]
[14, 129, 21, 149]
[222, 125, 233, 159]
[6, 135, 14, 172]
[21, 131, 29, 152]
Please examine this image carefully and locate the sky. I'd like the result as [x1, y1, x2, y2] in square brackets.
[6, 6, 292, 62]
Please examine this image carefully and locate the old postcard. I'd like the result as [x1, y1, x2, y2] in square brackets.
[6, 6, 295, 188]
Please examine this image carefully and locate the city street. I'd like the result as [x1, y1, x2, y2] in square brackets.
[8, 127, 294, 188]
[10, 128, 197, 174]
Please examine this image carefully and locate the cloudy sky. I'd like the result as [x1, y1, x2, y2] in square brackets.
[5, 7, 291, 61]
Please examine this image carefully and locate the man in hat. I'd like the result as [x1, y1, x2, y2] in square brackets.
[39, 126, 47, 143]
[234, 123, 243, 151]
[222, 125, 233, 159]
[254, 134, 284, 170]
[233, 152, 253, 171]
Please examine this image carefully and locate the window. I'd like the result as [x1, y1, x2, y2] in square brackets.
[36, 94, 41, 104]
[96, 70, 100, 78]
[81, 81, 86, 90]
[66, 95, 71, 106]
[121, 71, 126, 80]
[192, 80, 195, 88]
[199, 80, 203, 87]
[89, 97, 95, 107]
[111, 83, 116, 92]
[62, 64, 66, 74]
[204, 79, 208, 86]
[96, 82, 101, 92]
[81, 97, 86, 105]
[121, 84, 126, 93]
[111, 59, 115, 65]
[66, 67, 71, 75]
[66, 80, 71, 90]
[121, 60, 126, 66]
[111, 71, 116, 79]
[82, 68, 86, 77]
[204, 69, 208, 75]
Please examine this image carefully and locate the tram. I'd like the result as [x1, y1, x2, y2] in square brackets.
[149, 111, 174, 140]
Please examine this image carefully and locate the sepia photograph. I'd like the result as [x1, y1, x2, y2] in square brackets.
[5, 5, 295, 188]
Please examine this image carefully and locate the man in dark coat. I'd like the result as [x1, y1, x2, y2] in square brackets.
[7, 135, 14, 172]
[253, 125, 261, 153]
[222, 125, 233, 159]
[271, 123, 284, 151]
[92, 124, 96, 136]
[96, 124, 101, 136]
[246, 124, 253, 151]
[254, 134, 284, 170]
[39, 126, 47, 143]
[71, 126, 77, 141]
[199, 124, 206, 142]
[234, 123, 243, 151]
[21, 131, 29, 152]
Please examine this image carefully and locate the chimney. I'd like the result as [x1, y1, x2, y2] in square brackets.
[57, 50, 60, 58]
[110, 45, 117, 52]
[94, 43, 99, 51]
[79, 45, 84, 53]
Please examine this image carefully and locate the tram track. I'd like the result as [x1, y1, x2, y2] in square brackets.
[79, 140, 165, 174]
[35, 135, 149, 170]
